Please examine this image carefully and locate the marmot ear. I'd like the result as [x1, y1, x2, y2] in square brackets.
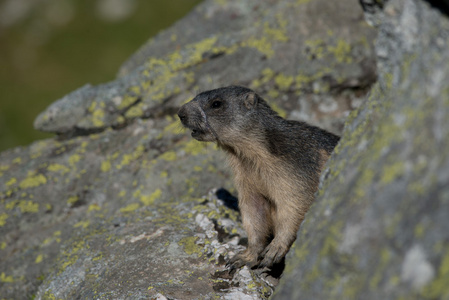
[244, 92, 258, 109]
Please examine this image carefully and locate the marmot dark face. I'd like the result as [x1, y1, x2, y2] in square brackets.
[178, 86, 261, 143]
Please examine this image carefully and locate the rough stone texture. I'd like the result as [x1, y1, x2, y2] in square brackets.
[274, 0, 449, 299]
[0, 0, 378, 299]
[33, 0, 376, 137]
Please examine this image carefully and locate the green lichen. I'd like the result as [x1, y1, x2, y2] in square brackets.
[117, 94, 139, 110]
[12, 157, 22, 164]
[274, 73, 294, 91]
[73, 220, 90, 229]
[380, 161, 405, 185]
[421, 249, 449, 299]
[0, 213, 8, 227]
[183, 139, 208, 156]
[120, 203, 140, 213]
[369, 248, 391, 289]
[18, 200, 39, 213]
[5, 177, 17, 186]
[116, 144, 145, 169]
[269, 101, 287, 118]
[251, 68, 275, 88]
[264, 15, 289, 43]
[242, 36, 274, 58]
[19, 173, 47, 189]
[67, 196, 79, 206]
[140, 188, 162, 206]
[92, 253, 103, 262]
[47, 163, 70, 174]
[88, 204, 101, 212]
[328, 39, 353, 63]
[352, 167, 374, 201]
[159, 150, 177, 161]
[0, 272, 14, 283]
[35, 254, 44, 264]
[124, 102, 145, 118]
[178, 237, 203, 258]
[92, 108, 105, 127]
[305, 39, 326, 60]
[0, 164, 10, 177]
[101, 160, 111, 172]
[193, 166, 203, 172]
[319, 220, 343, 257]
[163, 118, 184, 135]
[68, 154, 81, 166]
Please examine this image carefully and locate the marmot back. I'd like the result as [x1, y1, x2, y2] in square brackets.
[178, 86, 339, 269]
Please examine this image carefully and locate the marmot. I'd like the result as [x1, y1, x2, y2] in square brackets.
[178, 86, 340, 269]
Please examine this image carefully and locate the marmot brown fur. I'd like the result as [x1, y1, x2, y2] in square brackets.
[178, 86, 340, 269]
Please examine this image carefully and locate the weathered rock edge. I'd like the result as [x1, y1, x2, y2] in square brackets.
[274, 0, 449, 299]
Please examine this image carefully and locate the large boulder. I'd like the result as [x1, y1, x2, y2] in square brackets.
[274, 0, 449, 299]
[0, 0, 377, 298]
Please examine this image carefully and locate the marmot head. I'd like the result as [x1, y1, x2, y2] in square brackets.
[178, 86, 266, 143]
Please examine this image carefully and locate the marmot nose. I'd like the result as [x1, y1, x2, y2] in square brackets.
[177, 107, 187, 123]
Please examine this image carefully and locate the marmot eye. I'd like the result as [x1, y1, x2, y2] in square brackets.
[211, 101, 222, 109]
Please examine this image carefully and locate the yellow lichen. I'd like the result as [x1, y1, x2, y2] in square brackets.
[92, 107, 105, 127]
[88, 204, 101, 212]
[163, 119, 184, 135]
[35, 254, 44, 264]
[73, 220, 90, 229]
[183, 139, 207, 156]
[140, 188, 162, 206]
[270, 101, 287, 118]
[160, 150, 177, 161]
[120, 203, 140, 213]
[19, 173, 47, 189]
[264, 20, 288, 43]
[381, 162, 404, 185]
[0, 272, 14, 283]
[18, 200, 39, 213]
[101, 160, 111, 172]
[0, 213, 8, 226]
[67, 196, 79, 206]
[47, 164, 70, 174]
[274, 73, 294, 91]
[6, 177, 17, 186]
[305, 39, 326, 60]
[116, 145, 145, 169]
[68, 154, 81, 166]
[328, 39, 352, 63]
[243, 36, 274, 58]
[117, 95, 139, 110]
[421, 250, 449, 299]
[124, 102, 144, 118]
[178, 237, 202, 257]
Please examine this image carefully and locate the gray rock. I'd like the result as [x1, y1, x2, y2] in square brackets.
[0, 0, 378, 299]
[33, 0, 376, 136]
[274, 0, 449, 299]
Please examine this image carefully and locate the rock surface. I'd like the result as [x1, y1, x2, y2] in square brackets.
[0, 0, 380, 299]
[274, 0, 449, 299]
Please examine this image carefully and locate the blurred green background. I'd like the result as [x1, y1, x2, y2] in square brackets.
[0, 0, 201, 152]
